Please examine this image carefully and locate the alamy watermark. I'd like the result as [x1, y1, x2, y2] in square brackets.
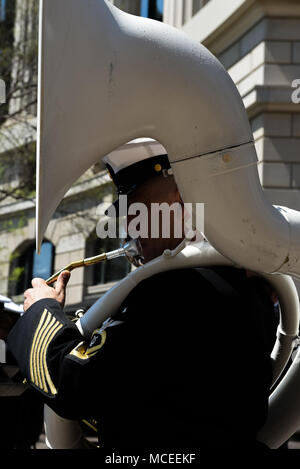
[0, 78, 6, 105]
[291, 79, 300, 104]
[96, 195, 205, 242]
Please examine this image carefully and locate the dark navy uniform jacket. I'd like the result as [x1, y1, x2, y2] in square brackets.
[7, 266, 277, 449]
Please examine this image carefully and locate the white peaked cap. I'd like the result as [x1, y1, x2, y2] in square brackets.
[103, 138, 167, 174]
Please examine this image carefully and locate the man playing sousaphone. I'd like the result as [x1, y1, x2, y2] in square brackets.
[5, 138, 278, 449]
[5, 0, 300, 450]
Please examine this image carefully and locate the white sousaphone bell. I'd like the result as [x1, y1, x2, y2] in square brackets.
[38, 0, 300, 449]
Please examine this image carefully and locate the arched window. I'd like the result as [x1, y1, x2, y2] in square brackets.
[9, 240, 54, 297]
[84, 232, 130, 288]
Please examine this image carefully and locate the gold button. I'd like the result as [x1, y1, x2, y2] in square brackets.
[154, 164, 162, 172]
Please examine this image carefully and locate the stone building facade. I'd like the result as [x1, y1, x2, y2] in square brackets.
[174, 0, 300, 208]
[166, 0, 300, 287]
[0, 0, 300, 311]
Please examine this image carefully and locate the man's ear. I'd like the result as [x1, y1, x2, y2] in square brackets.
[164, 175, 183, 203]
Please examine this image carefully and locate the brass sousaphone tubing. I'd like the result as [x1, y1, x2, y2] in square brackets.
[46, 239, 143, 285]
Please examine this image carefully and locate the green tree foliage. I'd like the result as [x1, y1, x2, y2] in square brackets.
[0, 0, 16, 124]
[0, 0, 38, 204]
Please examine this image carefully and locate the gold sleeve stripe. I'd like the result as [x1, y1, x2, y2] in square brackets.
[41, 322, 63, 395]
[32, 312, 54, 391]
[36, 315, 57, 391]
[29, 309, 63, 395]
[29, 309, 49, 387]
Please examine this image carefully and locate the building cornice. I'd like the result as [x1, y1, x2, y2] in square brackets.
[182, 0, 300, 55]
[243, 85, 300, 118]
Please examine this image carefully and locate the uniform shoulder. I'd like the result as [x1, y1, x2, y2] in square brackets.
[134, 266, 246, 291]
[124, 268, 206, 307]
[139, 267, 201, 290]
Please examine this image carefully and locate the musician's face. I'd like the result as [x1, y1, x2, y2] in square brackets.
[126, 175, 185, 263]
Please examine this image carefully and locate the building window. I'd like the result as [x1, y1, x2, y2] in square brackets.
[141, 0, 163, 21]
[85, 232, 130, 288]
[9, 240, 54, 297]
[193, 0, 211, 15]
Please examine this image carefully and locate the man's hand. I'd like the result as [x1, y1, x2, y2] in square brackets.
[23, 271, 71, 312]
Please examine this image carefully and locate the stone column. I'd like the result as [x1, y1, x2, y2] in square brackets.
[183, 0, 194, 25]
[163, 0, 185, 28]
